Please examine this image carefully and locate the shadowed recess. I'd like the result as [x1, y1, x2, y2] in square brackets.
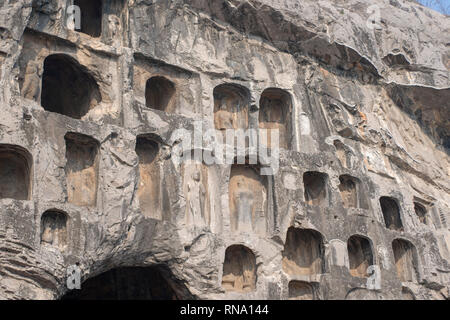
[41, 54, 101, 119]
[61, 266, 193, 300]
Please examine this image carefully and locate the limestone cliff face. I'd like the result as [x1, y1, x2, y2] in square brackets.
[0, 0, 449, 300]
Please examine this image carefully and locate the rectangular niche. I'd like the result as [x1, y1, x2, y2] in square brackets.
[214, 83, 250, 131]
[392, 239, 418, 283]
[41, 210, 68, 250]
[303, 171, 328, 206]
[259, 88, 293, 149]
[282, 227, 325, 276]
[338, 175, 369, 209]
[182, 159, 211, 228]
[229, 164, 268, 235]
[136, 135, 170, 220]
[65, 133, 100, 207]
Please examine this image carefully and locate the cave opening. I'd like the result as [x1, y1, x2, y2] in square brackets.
[41, 54, 101, 119]
[61, 266, 192, 300]
[74, 0, 103, 38]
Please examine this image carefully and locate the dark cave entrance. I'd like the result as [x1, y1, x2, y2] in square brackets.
[61, 266, 192, 300]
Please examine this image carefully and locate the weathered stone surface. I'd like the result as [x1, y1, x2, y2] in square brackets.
[0, 0, 449, 300]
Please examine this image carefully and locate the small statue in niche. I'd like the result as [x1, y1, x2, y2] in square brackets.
[215, 97, 235, 130]
[232, 178, 254, 233]
[185, 162, 208, 228]
[41, 212, 67, 249]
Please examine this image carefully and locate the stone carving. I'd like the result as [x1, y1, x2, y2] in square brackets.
[392, 239, 418, 283]
[229, 165, 267, 235]
[347, 235, 374, 278]
[65, 133, 99, 207]
[259, 88, 292, 149]
[282, 227, 324, 276]
[183, 160, 210, 228]
[0, 0, 449, 300]
[40, 210, 67, 249]
[214, 84, 249, 131]
[222, 245, 257, 293]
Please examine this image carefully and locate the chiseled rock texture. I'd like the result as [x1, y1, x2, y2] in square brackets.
[0, 0, 449, 300]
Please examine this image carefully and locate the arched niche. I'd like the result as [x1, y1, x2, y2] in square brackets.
[61, 266, 193, 300]
[259, 88, 292, 149]
[303, 171, 328, 206]
[221, 245, 257, 293]
[213, 83, 250, 131]
[41, 210, 68, 249]
[229, 164, 268, 235]
[41, 54, 101, 119]
[347, 235, 374, 278]
[392, 238, 419, 283]
[65, 133, 100, 207]
[145, 76, 176, 112]
[380, 197, 403, 231]
[282, 227, 325, 276]
[0, 144, 32, 200]
[135, 135, 167, 220]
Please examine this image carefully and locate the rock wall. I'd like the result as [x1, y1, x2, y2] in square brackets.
[0, 0, 449, 300]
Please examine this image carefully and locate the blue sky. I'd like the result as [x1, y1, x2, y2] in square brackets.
[416, 0, 450, 15]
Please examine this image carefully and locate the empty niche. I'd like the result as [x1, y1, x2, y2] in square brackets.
[41, 54, 101, 119]
[73, 0, 103, 37]
[282, 227, 325, 276]
[41, 210, 68, 249]
[222, 245, 257, 293]
[288, 281, 314, 300]
[229, 164, 268, 235]
[136, 136, 168, 220]
[414, 202, 428, 225]
[392, 239, 418, 283]
[347, 235, 374, 278]
[182, 159, 211, 228]
[303, 172, 328, 206]
[65, 133, 99, 207]
[214, 84, 249, 130]
[380, 197, 403, 231]
[145, 76, 176, 112]
[0, 145, 32, 200]
[259, 88, 292, 149]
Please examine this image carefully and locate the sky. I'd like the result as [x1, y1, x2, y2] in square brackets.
[416, 0, 450, 15]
